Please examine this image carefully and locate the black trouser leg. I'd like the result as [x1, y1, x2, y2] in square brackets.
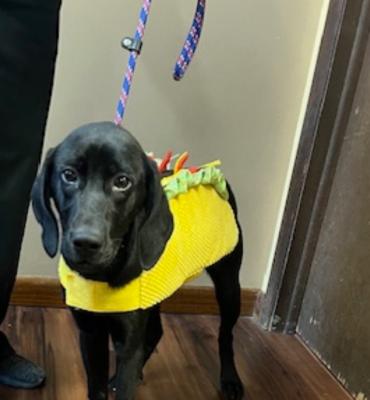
[0, 0, 61, 330]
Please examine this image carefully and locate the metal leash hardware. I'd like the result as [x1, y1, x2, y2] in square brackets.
[114, 0, 206, 126]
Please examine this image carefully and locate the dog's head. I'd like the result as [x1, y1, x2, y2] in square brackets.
[32, 122, 173, 286]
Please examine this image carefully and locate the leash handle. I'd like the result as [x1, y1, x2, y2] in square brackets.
[114, 0, 206, 125]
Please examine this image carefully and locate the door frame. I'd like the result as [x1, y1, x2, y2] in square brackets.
[259, 0, 370, 333]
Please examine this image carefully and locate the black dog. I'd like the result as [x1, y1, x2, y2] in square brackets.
[31, 122, 244, 400]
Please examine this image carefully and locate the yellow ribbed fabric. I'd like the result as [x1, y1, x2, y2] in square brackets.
[59, 184, 239, 313]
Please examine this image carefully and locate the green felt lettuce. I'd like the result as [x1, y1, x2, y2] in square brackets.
[162, 166, 229, 200]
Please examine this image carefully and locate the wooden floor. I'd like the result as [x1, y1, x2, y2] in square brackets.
[0, 307, 351, 400]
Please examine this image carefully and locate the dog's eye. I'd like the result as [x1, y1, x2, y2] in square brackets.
[61, 168, 78, 184]
[113, 175, 132, 192]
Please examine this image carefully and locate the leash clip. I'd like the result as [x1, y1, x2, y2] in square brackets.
[121, 36, 143, 54]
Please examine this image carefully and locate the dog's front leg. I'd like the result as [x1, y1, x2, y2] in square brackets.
[80, 330, 109, 400]
[110, 311, 148, 400]
[114, 342, 144, 400]
[71, 310, 109, 400]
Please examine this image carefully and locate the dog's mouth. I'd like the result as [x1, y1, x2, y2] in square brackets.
[61, 240, 124, 281]
[62, 256, 110, 280]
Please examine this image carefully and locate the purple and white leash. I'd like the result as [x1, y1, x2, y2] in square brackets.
[114, 0, 206, 125]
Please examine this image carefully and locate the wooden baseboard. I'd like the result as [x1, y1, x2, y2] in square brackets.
[10, 277, 259, 316]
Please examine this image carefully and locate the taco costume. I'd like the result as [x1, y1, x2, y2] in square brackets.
[59, 155, 239, 313]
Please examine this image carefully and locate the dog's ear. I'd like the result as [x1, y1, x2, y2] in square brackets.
[31, 148, 59, 258]
[138, 157, 173, 269]
[108, 156, 173, 288]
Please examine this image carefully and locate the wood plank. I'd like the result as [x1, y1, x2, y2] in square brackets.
[10, 277, 259, 316]
[10, 277, 64, 309]
[0, 307, 351, 400]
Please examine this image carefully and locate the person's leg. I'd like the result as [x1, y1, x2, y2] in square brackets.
[0, 0, 61, 388]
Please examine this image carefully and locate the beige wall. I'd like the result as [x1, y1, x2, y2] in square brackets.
[19, 0, 328, 290]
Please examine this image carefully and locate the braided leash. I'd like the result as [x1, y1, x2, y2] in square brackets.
[114, 0, 206, 125]
[114, 0, 153, 125]
[173, 0, 206, 81]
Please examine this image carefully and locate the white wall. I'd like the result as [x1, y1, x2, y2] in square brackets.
[19, 0, 329, 289]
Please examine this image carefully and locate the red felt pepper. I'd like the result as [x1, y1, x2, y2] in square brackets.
[188, 166, 200, 173]
[159, 150, 173, 172]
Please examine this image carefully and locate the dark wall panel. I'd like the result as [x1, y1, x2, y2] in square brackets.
[298, 36, 370, 398]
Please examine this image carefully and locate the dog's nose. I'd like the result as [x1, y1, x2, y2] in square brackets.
[71, 230, 103, 253]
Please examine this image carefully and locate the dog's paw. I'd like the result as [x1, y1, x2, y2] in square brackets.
[221, 377, 244, 400]
[89, 391, 108, 400]
[108, 371, 144, 392]
[108, 375, 116, 392]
